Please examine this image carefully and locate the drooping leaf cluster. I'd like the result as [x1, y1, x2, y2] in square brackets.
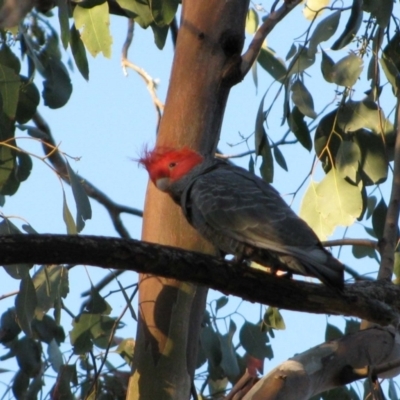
[248, 0, 399, 244]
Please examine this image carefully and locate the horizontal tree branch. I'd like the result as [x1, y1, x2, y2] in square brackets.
[0, 234, 399, 325]
[243, 327, 400, 400]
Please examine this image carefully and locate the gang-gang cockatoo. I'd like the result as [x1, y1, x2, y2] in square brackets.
[139, 147, 344, 289]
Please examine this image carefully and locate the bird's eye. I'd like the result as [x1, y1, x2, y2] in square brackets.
[169, 162, 176, 169]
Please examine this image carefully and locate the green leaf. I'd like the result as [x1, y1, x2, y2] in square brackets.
[70, 24, 89, 81]
[372, 198, 387, 240]
[70, 313, 117, 352]
[366, 195, 377, 219]
[149, 0, 179, 27]
[337, 100, 393, 134]
[150, 23, 169, 50]
[288, 106, 312, 151]
[287, 46, 315, 76]
[32, 265, 69, 319]
[14, 337, 42, 377]
[62, 190, 77, 234]
[246, 8, 259, 35]
[355, 129, 388, 186]
[200, 325, 222, 377]
[15, 275, 37, 336]
[0, 143, 15, 194]
[0, 64, 20, 118]
[300, 168, 363, 240]
[259, 136, 274, 183]
[73, 3, 112, 58]
[286, 44, 297, 61]
[0, 44, 21, 73]
[218, 323, 240, 382]
[325, 322, 343, 341]
[331, 53, 363, 87]
[56, 0, 71, 49]
[12, 371, 29, 399]
[115, 0, 154, 28]
[320, 49, 335, 83]
[215, 296, 229, 313]
[15, 152, 32, 183]
[335, 140, 360, 183]
[0, 308, 21, 343]
[66, 161, 92, 232]
[85, 287, 112, 315]
[273, 145, 288, 171]
[42, 59, 73, 109]
[263, 307, 285, 330]
[257, 47, 287, 82]
[352, 244, 377, 260]
[117, 338, 135, 366]
[388, 378, 398, 400]
[255, 93, 266, 156]
[290, 79, 317, 119]
[331, 0, 363, 50]
[380, 55, 399, 96]
[363, 0, 393, 28]
[239, 321, 273, 360]
[303, 0, 330, 20]
[308, 10, 341, 56]
[15, 77, 40, 124]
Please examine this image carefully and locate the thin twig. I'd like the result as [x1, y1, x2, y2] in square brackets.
[121, 18, 164, 130]
[323, 239, 378, 249]
[32, 112, 142, 239]
[240, 0, 303, 78]
[378, 92, 400, 280]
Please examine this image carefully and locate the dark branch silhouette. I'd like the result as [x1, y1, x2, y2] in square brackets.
[1, 234, 399, 325]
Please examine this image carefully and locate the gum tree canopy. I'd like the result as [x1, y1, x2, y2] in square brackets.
[1, 0, 400, 399]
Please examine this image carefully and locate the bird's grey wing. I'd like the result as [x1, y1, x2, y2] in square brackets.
[182, 165, 343, 287]
[184, 165, 321, 255]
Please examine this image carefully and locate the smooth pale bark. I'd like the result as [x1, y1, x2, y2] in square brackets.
[243, 327, 400, 400]
[128, 1, 249, 399]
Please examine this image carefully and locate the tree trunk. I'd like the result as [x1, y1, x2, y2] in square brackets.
[127, 1, 249, 399]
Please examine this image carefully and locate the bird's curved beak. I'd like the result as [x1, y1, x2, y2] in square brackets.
[155, 177, 171, 192]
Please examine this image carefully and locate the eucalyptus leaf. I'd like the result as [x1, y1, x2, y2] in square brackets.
[239, 321, 272, 360]
[257, 47, 287, 82]
[287, 46, 315, 76]
[308, 10, 341, 56]
[335, 140, 360, 183]
[290, 79, 317, 119]
[320, 49, 335, 83]
[303, 0, 330, 20]
[273, 145, 288, 171]
[331, 53, 363, 87]
[363, 0, 393, 28]
[73, 3, 112, 58]
[70, 24, 89, 81]
[66, 161, 92, 232]
[15, 275, 37, 336]
[42, 59, 73, 109]
[246, 8, 259, 34]
[300, 169, 362, 240]
[288, 106, 312, 151]
[149, 0, 179, 27]
[0, 64, 20, 118]
[331, 0, 363, 50]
